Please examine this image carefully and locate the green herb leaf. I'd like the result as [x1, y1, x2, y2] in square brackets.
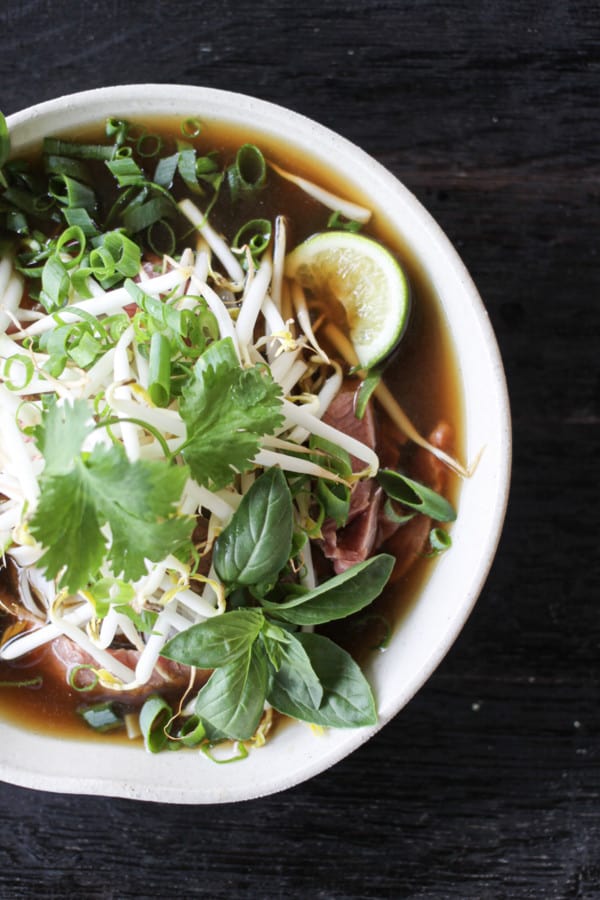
[267, 632, 377, 728]
[32, 398, 94, 475]
[262, 629, 323, 709]
[377, 469, 456, 522]
[162, 608, 264, 668]
[30, 404, 193, 592]
[260, 553, 394, 625]
[194, 645, 269, 740]
[179, 337, 284, 489]
[213, 467, 293, 587]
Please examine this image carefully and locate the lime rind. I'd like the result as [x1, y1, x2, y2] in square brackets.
[284, 231, 410, 369]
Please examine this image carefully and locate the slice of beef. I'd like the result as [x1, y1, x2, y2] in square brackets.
[321, 486, 384, 574]
[319, 387, 382, 573]
[322, 386, 376, 474]
[47, 636, 208, 703]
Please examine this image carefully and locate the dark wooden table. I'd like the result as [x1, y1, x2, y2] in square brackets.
[0, 2, 598, 897]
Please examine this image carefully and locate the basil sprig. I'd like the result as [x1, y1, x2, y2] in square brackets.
[163, 468, 395, 740]
[163, 608, 379, 740]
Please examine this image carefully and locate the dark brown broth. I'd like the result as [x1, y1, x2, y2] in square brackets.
[0, 115, 463, 739]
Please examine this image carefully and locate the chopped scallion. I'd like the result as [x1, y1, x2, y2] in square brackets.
[78, 702, 123, 731]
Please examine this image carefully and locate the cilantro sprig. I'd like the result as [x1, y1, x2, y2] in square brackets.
[29, 399, 193, 593]
[178, 337, 284, 489]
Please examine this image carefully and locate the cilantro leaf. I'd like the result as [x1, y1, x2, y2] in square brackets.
[30, 431, 193, 593]
[30, 464, 106, 593]
[33, 398, 94, 476]
[86, 445, 193, 581]
[179, 337, 283, 489]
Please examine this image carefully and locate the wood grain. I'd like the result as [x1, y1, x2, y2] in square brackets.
[0, 1, 599, 897]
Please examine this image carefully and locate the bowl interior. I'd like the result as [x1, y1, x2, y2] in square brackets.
[0, 85, 511, 802]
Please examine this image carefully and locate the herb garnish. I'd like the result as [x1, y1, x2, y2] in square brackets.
[163, 469, 394, 740]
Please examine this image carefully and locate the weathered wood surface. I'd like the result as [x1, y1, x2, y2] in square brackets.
[0, 1, 598, 897]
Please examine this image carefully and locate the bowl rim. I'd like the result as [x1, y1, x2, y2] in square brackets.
[1, 84, 511, 803]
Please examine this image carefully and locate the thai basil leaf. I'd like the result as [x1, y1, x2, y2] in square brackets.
[162, 608, 264, 668]
[263, 630, 323, 709]
[377, 469, 456, 522]
[213, 467, 293, 587]
[267, 632, 376, 728]
[194, 645, 269, 740]
[260, 553, 395, 625]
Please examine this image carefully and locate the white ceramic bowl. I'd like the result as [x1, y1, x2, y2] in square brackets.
[0, 85, 511, 803]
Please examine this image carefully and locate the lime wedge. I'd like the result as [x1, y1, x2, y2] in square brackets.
[284, 231, 410, 369]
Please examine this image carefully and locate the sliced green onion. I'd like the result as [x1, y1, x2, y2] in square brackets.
[62, 207, 99, 238]
[233, 218, 272, 263]
[377, 469, 457, 522]
[43, 137, 115, 161]
[355, 367, 382, 418]
[177, 146, 205, 195]
[147, 219, 176, 255]
[5, 209, 28, 234]
[200, 741, 249, 764]
[428, 527, 452, 555]
[69, 664, 100, 692]
[178, 715, 206, 747]
[153, 152, 179, 189]
[227, 144, 266, 201]
[101, 230, 142, 277]
[137, 133, 163, 158]
[69, 330, 104, 368]
[40, 254, 70, 310]
[139, 694, 172, 752]
[122, 194, 176, 233]
[106, 157, 146, 187]
[3, 354, 34, 391]
[44, 154, 92, 185]
[382, 497, 415, 526]
[3, 186, 56, 217]
[124, 122, 147, 144]
[48, 174, 96, 213]
[78, 701, 123, 731]
[55, 224, 87, 268]
[0, 676, 42, 689]
[327, 210, 362, 233]
[181, 118, 202, 138]
[105, 117, 130, 146]
[148, 332, 172, 407]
